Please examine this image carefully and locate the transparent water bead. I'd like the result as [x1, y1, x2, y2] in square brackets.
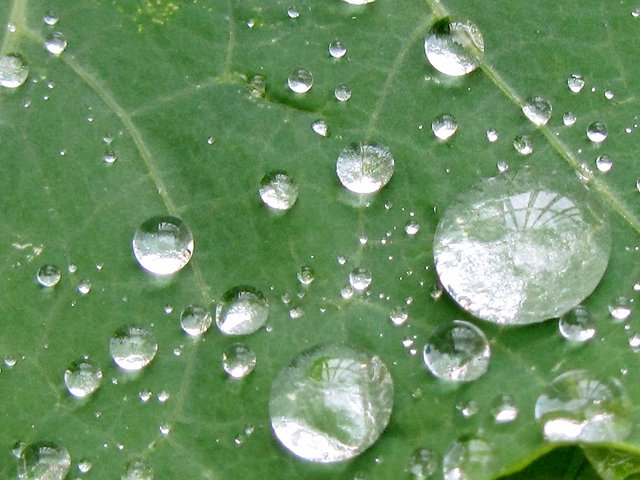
[311, 119, 329, 137]
[43, 11, 59, 26]
[558, 305, 596, 342]
[522, 96, 552, 126]
[222, 343, 257, 378]
[513, 135, 533, 155]
[286, 6, 300, 18]
[442, 436, 496, 480]
[77, 460, 92, 473]
[432, 114, 458, 140]
[287, 68, 313, 93]
[0, 54, 28, 88]
[491, 394, 519, 423]
[349, 266, 372, 291]
[587, 121, 608, 143]
[567, 74, 585, 93]
[341, 0, 376, 4]
[121, 458, 154, 480]
[336, 142, 395, 194]
[179, 305, 212, 336]
[36, 264, 61, 287]
[132, 216, 194, 275]
[406, 447, 439, 480]
[103, 150, 117, 164]
[595, 154, 613, 173]
[77, 279, 92, 295]
[334, 84, 352, 102]
[563, 112, 577, 126]
[215, 286, 269, 335]
[64, 358, 103, 398]
[297, 265, 315, 285]
[486, 129, 499, 142]
[17, 441, 71, 480]
[433, 167, 611, 325]
[422, 320, 490, 382]
[424, 19, 484, 77]
[259, 171, 299, 210]
[329, 40, 347, 59]
[534, 370, 632, 442]
[109, 326, 158, 371]
[389, 306, 409, 326]
[609, 296, 632, 322]
[44, 32, 67, 55]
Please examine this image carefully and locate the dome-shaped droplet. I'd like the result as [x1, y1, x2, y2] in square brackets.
[432, 114, 458, 140]
[442, 436, 496, 480]
[297, 265, 315, 285]
[334, 84, 352, 102]
[491, 394, 519, 424]
[179, 305, 213, 336]
[522, 96, 552, 126]
[486, 129, 499, 142]
[103, 150, 117, 164]
[328, 40, 347, 59]
[109, 326, 158, 371]
[286, 6, 300, 18]
[259, 171, 299, 211]
[121, 458, 154, 480]
[0, 54, 28, 88]
[567, 74, 585, 93]
[389, 306, 409, 326]
[513, 135, 533, 155]
[222, 343, 257, 378]
[586, 121, 608, 143]
[424, 19, 484, 77]
[534, 370, 632, 443]
[287, 68, 313, 93]
[311, 119, 329, 137]
[36, 264, 61, 287]
[558, 305, 596, 342]
[43, 11, 59, 26]
[406, 447, 439, 480]
[423, 320, 490, 382]
[17, 441, 71, 480]
[609, 296, 632, 322]
[349, 266, 372, 291]
[595, 154, 613, 173]
[44, 31, 67, 55]
[341, 0, 376, 4]
[433, 167, 611, 325]
[562, 112, 577, 126]
[336, 142, 395, 194]
[215, 286, 269, 335]
[269, 344, 393, 463]
[64, 358, 103, 398]
[132, 216, 194, 275]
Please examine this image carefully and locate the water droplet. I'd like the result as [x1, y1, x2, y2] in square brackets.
[432, 114, 458, 140]
[180, 305, 212, 336]
[157, 390, 170, 402]
[222, 343, 257, 379]
[340, 285, 354, 299]
[337, 255, 347, 265]
[287, 68, 313, 94]
[535, 370, 632, 442]
[312, 119, 329, 137]
[334, 84, 352, 102]
[405, 220, 420, 236]
[457, 399, 479, 418]
[132, 216, 194, 275]
[586, 121, 608, 143]
[558, 305, 596, 342]
[336, 142, 395, 194]
[269, 344, 394, 462]
[406, 447, 439, 480]
[44, 32, 67, 55]
[442, 436, 496, 480]
[424, 19, 484, 77]
[512, 135, 533, 155]
[629, 333, 640, 352]
[36, 264, 61, 287]
[595, 154, 613, 173]
[491, 394, 519, 423]
[433, 167, 611, 325]
[567, 74, 585, 93]
[5, 355, 17, 367]
[604, 90, 614, 100]
[159, 423, 171, 436]
[163, 304, 173, 314]
[497, 161, 509, 173]
[109, 326, 158, 371]
[259, 171, 299, 211]
[609, 296, 632, 321]
[633, 7, 640, 17]
[341, 0, 376, 4]
[522, 96, 552, 126]
[64, 358, 103, 398]
[248, 74, 266, 98]
[77, 460, 92, 473]
[43, 11, 59, 26]
[297, 265, 315, 285]
[289, 307, 304, 319]
[7, 22, 16, 33]
[215, 286, 269, 335]
[77, 279, 92, 295]
[486, 129, 499, 142]
[0, 54, 29, 89]
[139, 390, 152, 403]
[17, 441, 71, 480]
[423, 320, 490, 382]
[286, 6, 300, 18]
[349, 267, 372, 291]
[103, 150, 117, 164]
[121, 458, 154, 480]
[329, 40, 347, 59]
[563, 112, 577, 126]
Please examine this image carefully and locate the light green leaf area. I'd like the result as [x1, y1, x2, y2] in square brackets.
[1, 0, 639, 478]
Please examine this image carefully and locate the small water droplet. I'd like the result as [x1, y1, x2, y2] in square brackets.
[0, 54, 29, 89]
[491, 394, 519, 423]
[132, 216, 194, 275]
[457, 399, 479, 418]
[424, 19, 484, 77]
[337, 255, 347, 265]
[103, 150, 117, 164]
[329, 40, 347, 59]
[405, 220, 420, 236]
[259, 171, 299, 211]
[43, 11, 59, 26]
[334, 84, 352, 102]
[586, 121, 608, 143]
[109, 326, 158, 371]
[349, 266, 372, 291]
[37, 264, 61, 287]
[389, 306, 409, 326]
[497, 161, 509, 173]
[429, 284, 443, 300]
[222, 343, 257, 379]
[340, 285, 354, 299]
[180, 305, 212, 336]
[558, 305, 596, 342]
[563, 112, 577, 126]
[431, 114, 458, 140]
[486, 129, 499, 142]
[311, 119, 329, 137]
[406, 447, 439, 480]
[77, 279, 92, 295]
[216, 286, 269, 335]
[286, 6, 300, 18]
[628, 334, 640, 352]
[77, 459, 92, 473]
[296, 265, 315, 286]
[442, 436, 496, 480]
[7, 23, 16, 33]
[64, 358, 103, 398]
[45, 31, 67, 55]
[512, 135, 533, 155]
[157, 390, 170, 403]
[5, 355, 17, 368]
[522, 96, 552, 126]
[248, 74, 266, 98]
[609, 296, 632, 322]
[17, 441, 71, 480]
[633, 7, 640, 17]
[336, 142, 395, 194]
[567, 73, 585, 93]
[604, 90, 614, 100]
[595, 154, 613, 173]
[289, 307, 305, 319]
[139, 390, 152, 402]
[122, 458, 154, 480]
[287, 68, 313, 94]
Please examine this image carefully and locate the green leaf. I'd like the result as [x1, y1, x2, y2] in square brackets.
[1, 0, 639, 479]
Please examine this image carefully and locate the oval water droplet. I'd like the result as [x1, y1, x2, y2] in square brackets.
[329, 40, 347, 59]
[567, 74, 585, 93]
[64, 358, 103, 398]
[334, 84, 352, 102]
[609, 296, 632, 322]
[491, 394, 519, 424]
[44, 31, 67, 55]
[269, 344, 393, 462]
[36, 264, 61, 287]
[109, 326, 158, 371]
[586, 121, 608, 143]
[132, 216, 194, 275]
[341, 0, 376, 4]
[43, 11, 59, 26]
[121, 458, 154, 480]
[297, 265, 315, 285]
[512, 135, 533, 155]
[406, 447, 439, 480]
[432, 114, 458, 140]
[17, 441, 71, 480]
[405, 220, 420, 236]
[349, 266, 372, 291]
[535, 370, 632, 442]
[442, 436, 496, 480]
[215, 286, 269, 335]
[77, 279, 92, 295]
[0, 54, 28, 88]
[103, 150, 117, 164]
[259, 171, 299, 211]
[222, 343, 257, 379]
[77, 459, 92, 473]
[558, 305, 596, 342]
[311, 119, 329, 137]
[389, 306, 409, 326]
[522, 96, 552, 126]
[486, 129, 499, 142]
[286, 6, 300, 18]
[595, 154, 613, 173]
[336, 142, 395, 194]
[180, 305, 212, 336]
[287, 68, 313, 93]
[562, 112, 577, 127]
[424, 19, 484, 77]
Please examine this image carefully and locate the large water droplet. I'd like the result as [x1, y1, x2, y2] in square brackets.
[424, 19, 484, 77]
[432, 114, 458, 140]
[336, 142, 395, 194]
[222, 343, 257, 378]
[423, 320, 490, 382]
[442, 436, 496, 480]
[567, 74, 585, 93]
[179, 305, 212, 336]
[215, 286, 269, 335]
[558, 305, 596, 342]
[586, 121, 608, 143]
[64, 358, 103, 398]
[433, 167, 611, 325]
[109, 326, 158, 371]
[535, 370, 632, 442]
[288, 68, 313, 93]
[522, 96, 552, 126]
[132, 216, 194, 275]
[121, 458, 154, 480]
[269, 344, 393, 462]
[0, 54, 28, 88]
[36, 264, 61, 287]
[259, 171, 299, 211]
[595, 154, 613, 173]
[406, 447, 439, 480]
[329, 40, 347, 59]
[349, 266, 372, 291]
[17, 441, 71, 480]
[44, 32, 67, 55]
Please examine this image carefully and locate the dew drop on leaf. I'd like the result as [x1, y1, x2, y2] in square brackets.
[222, 343, 257, 379]
[406, 447, 440, 480]
[36, 264, 61, 287]
[132, 216, 194, 275]
[336, 142, 395, 194]
[64, 358, 103, 398]
[491, 394, 519, 424]
[405, 220, 420, 236]
[17, 441, 71, 480]
[341, 0, 376, 4]
[311, 119, 329, 137]
[103, 150, 117, 164]
[328, 40, 347, 59]
[486, 129, 499, 142]
[121, 458, 154, 480]
[567, 73, 585, 93]
[179, 305, 212, 336]
[109, 326, 158, 371]
[442, 436, 496, 480]
[334, 84, 352, 102]
[595, 154, 613, 173]
[389, 306, 408, 326]
[609, 296, 632, 322]
[558, 305, 596, 342]
[512, 135, 533, 155]
[349, 266, 372, 291]
[424, 19, 484, 77]
[286, 6, 300, 19]
[76, 279, 92, 295]
[0, 54, 28, 89]
[215, 286, 269, 335]
[77, 459, 92, 473]
[287, 68, 313, 93]
[586, 121, 608, 143]
[44, 32, 67, 55]
[259, 171, 299, 211]
[497, 161, 509, 173]
[43, 11, 59, 26]
[522, 96, 553, 126]
[431, 114, 458, 140]
[563, 112, 577, 126]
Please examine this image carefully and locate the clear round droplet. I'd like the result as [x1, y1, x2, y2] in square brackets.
[486, 129, 499, 142]
[132, 216, 194, 275]
[558, 305, 596, 342]
[269, 344, 394, 463]
[587, 121, 608, 143]
[567, 74, 585, 93]
[595, 154, 613, 173]
[77, 279, 92, 295]
[442, 436, 496, 480]
[43, 11, 59, 26]
[329, 40, 347, 59]
[312, 119, 329, 137]
[424, 19, 484, 77]
[513, 135, 533, 155]
[297, 265, 315, 285]
[248, 74, 266, 98]
[390, 306, 409, 326]
[17, 441, 71, 480]
[36, 265, 61, 287]
[109, 326, 158, 371]
[522, 96, 552, 126]
[222, 343, 257, 379]
[405, 220, 420, 236]
[64, 358, 103, 398]
[286, 6, 300, 18]
[180, 305, 213, 336]
[406, 447, 440, 480]
[535, 370, 632, 443]
[287, 68, 313, 94]
[491, 394, 519, 424]
[433, 167, 611, 325]
[121, 458, 154, 480]
[334, 84, 352, 102]
[432, 114, 458, 140]
[259, 171, 299, 211]
[44, 31, 67, 55]
[341, 0, 376, 4]
[77, 460, 92, 473]
[103, 150, 117, 164]
[563, 112, 577, 126]
[215, 286, 269, 335]
[0, 54, 28, 88]
[609, 296, 632, 322]
[349, 266, 372, 291]
[497, 161, 509, 173]
[423, 320, 490, 382]
[336, 142, 395, 194]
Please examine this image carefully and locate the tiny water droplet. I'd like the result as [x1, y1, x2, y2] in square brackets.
[180, 305, 212, 336]
[337, 255, 347, 265]
[336, 142, 395, 194]
[222, 343, 257, 379]
[103, 150, 117, 164]
[429, 284, 444, 300]
[486, 129, 499, 142]
[497, 161, 509, 173]
[513, 135, 533, 155]
[334, 84, 352, 102]
[64, 358, 103, 398]
[329, 40, 347, 58]
[122, 458, 154, 480]
[522, 96, 552, 126]
[4, 355, 17, 367]
[340, 285, 354, 299]
[297, 265, 315, 285]
[406, 447, 439, 480]
[567, 74, 585, 93]
[633, 7, 640, 17]
[287, 68, 313, 94]
[44, 31, 67, 55]
[17, 441, 71, 480]
[216, 286, 269, 335]
[586, 121, 608, 143]
[157, 390, 170, 402]
[563, 112, 577, 126]
[248, 74, 266, 98]
[132, 216, 194, 275]
[43, 11, 59, 26]
[77, 279, 92, 295]
[289, 307, 304, 319]
[595, 154, 613, 173]
[0, 54, 29, 88]
[424, 19, 484, 77]
[405, 220, 420, 236]
[311, 119, 329, 137]
[37, 264, 61, 287]
[457, 399, 479, 418]
[341, 0, 376, 4]
[259, 171, 299, 211]
[286, 6, 300, 18]
[442, 436, 496, 480]
[491, 394, 519, 423]
[349, 267, 372, 291]
[139, 390, 152, 402]
[609, 296, 632, 322]
[77, 460, 92, 473]
[558, 305, 596, 342]
[431, 114, 458, 140]
[109, 326, 158, 371]
[389, 306, 409, 326]
[628, 334, 640, 352]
